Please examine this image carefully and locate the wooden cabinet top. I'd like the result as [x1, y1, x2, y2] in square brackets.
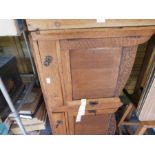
[26, 19, 155, 31]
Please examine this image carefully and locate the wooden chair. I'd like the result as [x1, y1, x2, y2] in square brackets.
[118, 102, 155, 135]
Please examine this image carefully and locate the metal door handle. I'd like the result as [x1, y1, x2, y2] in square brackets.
[88, 110, 97, 115]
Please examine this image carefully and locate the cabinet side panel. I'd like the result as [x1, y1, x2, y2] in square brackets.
[28, 36, 54, 130]
[37, 40, 64, 108]
[29, 36, 64, 133]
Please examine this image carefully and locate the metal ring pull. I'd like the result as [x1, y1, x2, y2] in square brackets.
[43, 56, 53, 66]
[56, 120, 63, 128]
[89, 101, 98, 106]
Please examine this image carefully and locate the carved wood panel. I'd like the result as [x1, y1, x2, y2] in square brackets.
[115, 46, 138, 96]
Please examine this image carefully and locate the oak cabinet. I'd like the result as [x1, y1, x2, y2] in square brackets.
[27, 20, 155, 134]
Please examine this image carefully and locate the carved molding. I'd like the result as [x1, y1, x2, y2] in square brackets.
[115, 46, 138, 96]
[60, 37, 150, 50]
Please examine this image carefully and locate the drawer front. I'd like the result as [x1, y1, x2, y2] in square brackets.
[66, 98, 119, 134]
[67, 98, 122, 111]
[68, 112, 116, 135]
[52, 113, 67, 135]
[52, 98, 122, 113]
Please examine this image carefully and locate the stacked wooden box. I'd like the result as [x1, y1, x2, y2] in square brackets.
[9, 88, 47, 134]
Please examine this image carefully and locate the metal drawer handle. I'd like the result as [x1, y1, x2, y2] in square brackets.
[56, 120, 63, 128]
[88, 110, 96, 115]
[89, 101, 98, 106]
[43, 56, 53, 66]
[88, 110, 96, 113]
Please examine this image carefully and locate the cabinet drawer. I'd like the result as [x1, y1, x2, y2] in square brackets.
[52, 113, 67, 135]
[68, 112, 116, 135]
[75, 114, 116, 135]
[52, 98, 122, 112]
[68, 98, 121, 110]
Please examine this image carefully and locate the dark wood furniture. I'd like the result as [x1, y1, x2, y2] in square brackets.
[26, 19, 155, 134]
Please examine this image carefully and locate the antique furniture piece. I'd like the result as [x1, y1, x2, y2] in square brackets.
[26, 19, 155, 135]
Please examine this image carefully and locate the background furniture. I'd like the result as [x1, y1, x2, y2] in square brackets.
[26, 19, 155, 134]
[118, 102, 155, 135]
[129, 34, 155, 106]
[118, 37, 155, 134]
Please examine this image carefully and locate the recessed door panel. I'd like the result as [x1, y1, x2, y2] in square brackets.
[70, 48, 122, 99]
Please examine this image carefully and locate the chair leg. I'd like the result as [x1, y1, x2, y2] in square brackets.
[135, 126, 147, 135]
[118, 103, 134, 127]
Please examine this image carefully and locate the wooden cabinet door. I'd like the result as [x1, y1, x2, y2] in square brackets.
[58, 38, 138, 134]
[59, 38, 139, 101]
[60, 39, 122, 101]
[68, 111, 116, 135]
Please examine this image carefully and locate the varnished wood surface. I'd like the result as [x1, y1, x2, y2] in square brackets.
[60, 37, 151, 50]
[28, 37, 55, 128]
[27, 21, 155, 134]
[115, 46, 138, 96]
[52, 113, 67, 134]
[70, 48, 121, 99]
[31, 27, 155, 41]
[52, 97, 122, 112]
[59, 39, 141, 98]
[74, 114, 114, 135]
[26, 19, 155, 31]
[60, 49, 73, 101]
[37, 40, 64, 108]
[68, 112, 116, 135]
